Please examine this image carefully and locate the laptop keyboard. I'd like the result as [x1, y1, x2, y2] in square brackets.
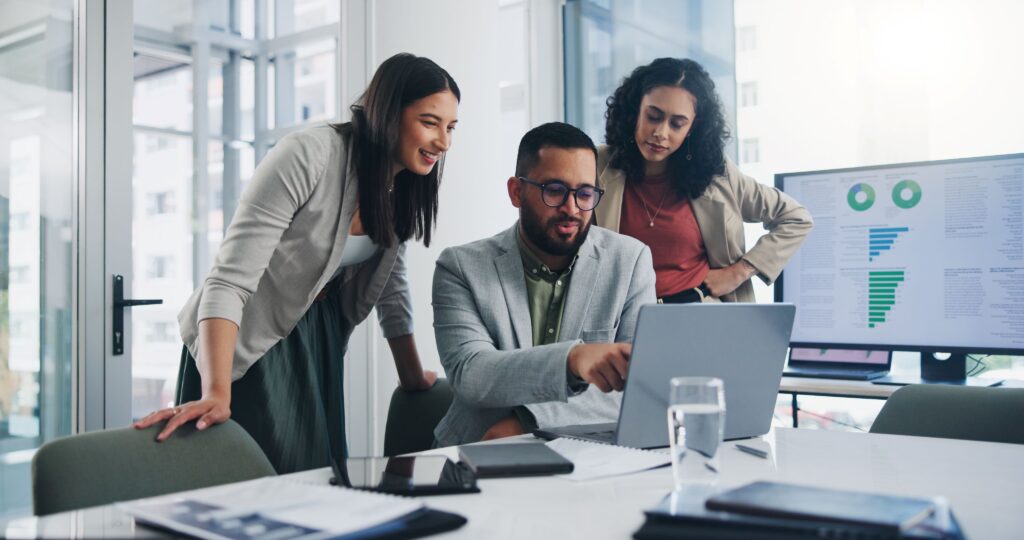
[785, 369, 885, 380]
[581, 429, 616, 443]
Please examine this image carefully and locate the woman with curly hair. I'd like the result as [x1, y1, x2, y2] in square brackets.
[596, 57, 812, 303]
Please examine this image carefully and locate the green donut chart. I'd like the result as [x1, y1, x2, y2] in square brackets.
[847, 183, 876, 211]
[892, 179, 922, 209]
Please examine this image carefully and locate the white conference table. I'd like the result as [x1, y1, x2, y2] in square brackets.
[8, 428, 1024, 539]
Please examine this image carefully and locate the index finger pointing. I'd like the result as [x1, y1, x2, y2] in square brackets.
[610, 354, 629, 380]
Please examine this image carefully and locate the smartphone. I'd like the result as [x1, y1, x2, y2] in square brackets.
[330, 456, 479, 496]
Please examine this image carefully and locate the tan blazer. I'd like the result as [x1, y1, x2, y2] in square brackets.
[594, 145, 813, 303]
[178, 125, 414, 381]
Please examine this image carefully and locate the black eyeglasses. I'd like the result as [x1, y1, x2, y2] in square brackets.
[517, 177, 605, 211]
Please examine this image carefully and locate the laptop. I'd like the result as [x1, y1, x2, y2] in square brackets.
[534, 303, 796, 449]
[783, 348, 891, 381]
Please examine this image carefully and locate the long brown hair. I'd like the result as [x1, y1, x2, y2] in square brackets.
[339, 53, 460, 248]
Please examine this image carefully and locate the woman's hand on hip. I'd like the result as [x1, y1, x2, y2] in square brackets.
[703, 259, 758, 297]
[133, 393, 232, 441]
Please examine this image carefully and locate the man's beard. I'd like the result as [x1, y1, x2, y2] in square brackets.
[520, 202, 591, 257]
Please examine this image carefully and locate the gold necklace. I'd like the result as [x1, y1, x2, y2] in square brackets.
[632, 182, 671, 228]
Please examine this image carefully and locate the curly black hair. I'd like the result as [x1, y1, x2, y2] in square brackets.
[604, 58, 730, 199]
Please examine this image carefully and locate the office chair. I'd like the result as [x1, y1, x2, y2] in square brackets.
[383, 378, 454, 456]
[870, 384, 1024, 444]
[32, 419, 276, 516]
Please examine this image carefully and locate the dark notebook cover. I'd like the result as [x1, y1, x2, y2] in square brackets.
[705, 481, 935, 532]
[134, 502, 467, 540]
[457, 443, 574, 477]
[338, 508, 467, 539]
[634, 485, 964, 540]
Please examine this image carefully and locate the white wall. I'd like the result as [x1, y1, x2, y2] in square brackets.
[343, 0, 563, 456]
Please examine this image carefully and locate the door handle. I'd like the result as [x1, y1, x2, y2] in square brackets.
[112, 274, 163, 356]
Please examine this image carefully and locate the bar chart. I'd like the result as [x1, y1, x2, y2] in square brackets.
[868, 227, 909, 262]
[868, 270, 905, 328]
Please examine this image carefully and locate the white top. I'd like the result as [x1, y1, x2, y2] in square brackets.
[331, 234, 379, 280]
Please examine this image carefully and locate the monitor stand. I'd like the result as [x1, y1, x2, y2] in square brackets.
[873, 352, 1004, 387]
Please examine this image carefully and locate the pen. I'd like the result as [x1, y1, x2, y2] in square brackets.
[735, 443, 768, 459]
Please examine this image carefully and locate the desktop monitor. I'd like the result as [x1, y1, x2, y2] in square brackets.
[775, 153, 1024, 382]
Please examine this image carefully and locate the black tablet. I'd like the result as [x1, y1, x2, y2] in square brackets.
[330, 456, 479, 496]
[457, 443, 574, 477]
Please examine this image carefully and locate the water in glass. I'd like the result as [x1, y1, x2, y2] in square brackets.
[667, 377, 725, 488]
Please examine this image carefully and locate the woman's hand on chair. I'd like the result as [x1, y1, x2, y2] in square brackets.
[133, 392, 232, 441]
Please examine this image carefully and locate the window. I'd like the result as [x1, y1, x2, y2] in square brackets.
[130, 0, 343, 421]
[740, 82, 758, 107]
[736, 25, 756, 52]
[563, 0, 738, 148]
[0, 1, 74, 517]
[146, 256, 174, 279]
[10, 265, 31, 283]
[9, 316, 25, 338]
[146, 191, 176, 215]
[9, 212, 31, 231]
[212, 188, 223, 210]
[144, 134, 172, 152]
[145, 321, 178, 343]
[741, 138, 760, 164]
[734, 0, 1024, 427]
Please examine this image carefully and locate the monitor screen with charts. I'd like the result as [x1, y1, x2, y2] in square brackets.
[775, 153, 1024, 359]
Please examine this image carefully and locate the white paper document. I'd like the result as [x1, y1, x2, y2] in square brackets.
[545, 438, 671, 481]
[118, 476, 422, 540]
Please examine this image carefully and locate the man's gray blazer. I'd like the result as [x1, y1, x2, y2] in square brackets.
[432, 223, 657, 446]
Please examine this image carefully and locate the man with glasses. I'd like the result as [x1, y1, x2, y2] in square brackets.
[432, 122, 656, 445]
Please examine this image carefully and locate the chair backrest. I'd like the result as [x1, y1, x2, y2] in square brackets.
[32, 419, 276, 515]
[383, 379, 454, 456]
[870, 384, 1024, 444]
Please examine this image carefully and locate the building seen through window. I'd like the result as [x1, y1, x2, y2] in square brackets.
[733, 0, 1024, 430]
[130, 0, 341, 419]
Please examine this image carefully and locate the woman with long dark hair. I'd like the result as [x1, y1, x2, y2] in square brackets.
[134, 53, 460, 473]
[596, 58, 812, 303]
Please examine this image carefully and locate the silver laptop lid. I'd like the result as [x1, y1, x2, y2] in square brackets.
[615, 303, 795, 448]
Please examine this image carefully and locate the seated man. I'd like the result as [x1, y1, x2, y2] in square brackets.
[432, 122, 656, 446]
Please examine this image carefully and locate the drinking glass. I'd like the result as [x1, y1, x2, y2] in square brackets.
[667, 377, 725, 488]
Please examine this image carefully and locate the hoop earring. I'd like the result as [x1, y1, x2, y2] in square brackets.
[685, 138, 692, 161]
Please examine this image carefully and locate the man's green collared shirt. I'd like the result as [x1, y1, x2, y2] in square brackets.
[516, 228, 588, 403]
[517, 230, 575, 347]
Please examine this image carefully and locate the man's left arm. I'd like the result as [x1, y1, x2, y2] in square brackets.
[615, 245, 658, 344]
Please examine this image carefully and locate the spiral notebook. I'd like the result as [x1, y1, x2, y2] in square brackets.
[545, 437, 670, 481]
[119, 476, 464, 539]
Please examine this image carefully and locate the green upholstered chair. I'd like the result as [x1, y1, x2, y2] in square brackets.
[383, 378, 454, 456]
[32, 419, 275, 516]
[870, 384, 1024, 444]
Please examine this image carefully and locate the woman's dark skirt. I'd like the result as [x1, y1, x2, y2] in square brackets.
[175, 286, 350, 474]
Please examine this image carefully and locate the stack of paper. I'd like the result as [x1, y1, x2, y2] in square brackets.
[119, 476, 423, 539]
[545, 437, 671, 481]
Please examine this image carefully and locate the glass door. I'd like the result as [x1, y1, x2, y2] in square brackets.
[127, 0, 342, 420]
[0, 0, 75, 520]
